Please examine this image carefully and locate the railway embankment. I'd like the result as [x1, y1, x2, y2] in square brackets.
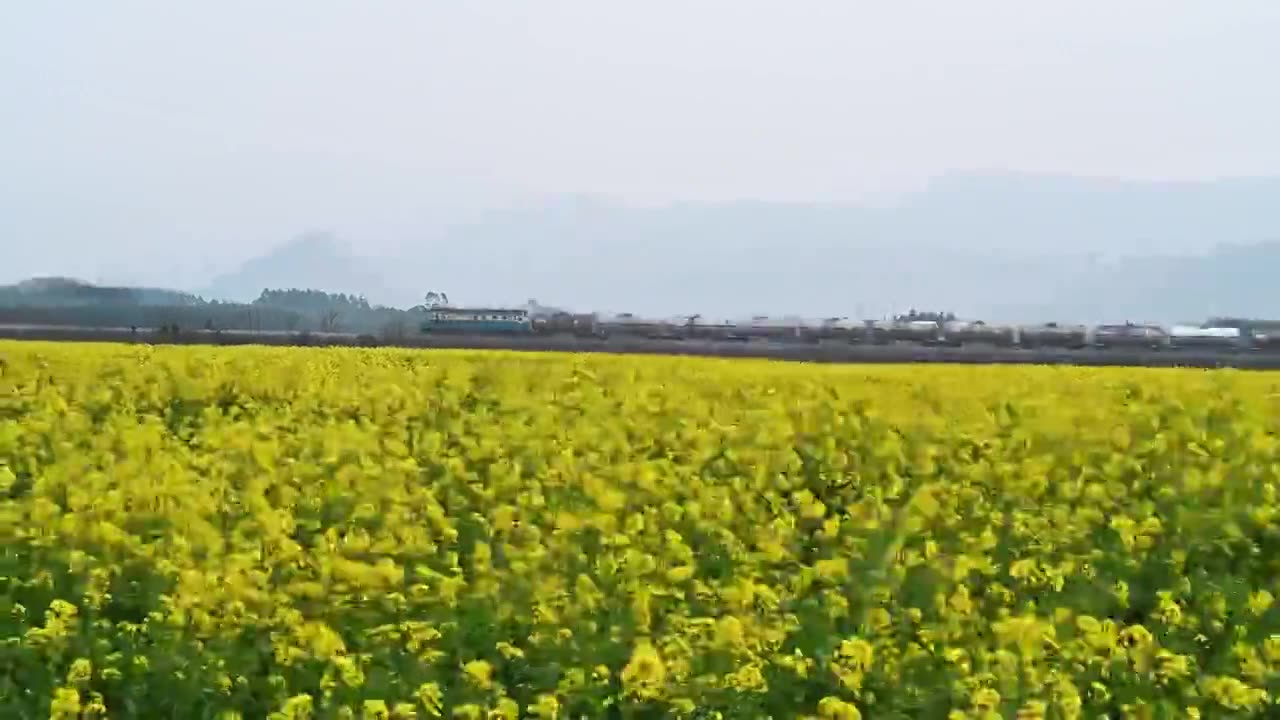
[1, 323, 1278, 369]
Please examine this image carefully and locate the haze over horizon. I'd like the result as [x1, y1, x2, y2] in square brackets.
[3, 2, 1279, 318]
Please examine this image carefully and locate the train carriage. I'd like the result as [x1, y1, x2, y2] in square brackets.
[1252, 332, 1280, 353]
[1092, 323, 1167, 350]
[869, 319, 943, 346]
[1168, 325, 1247, 351]
[685, 317, 742, 341]
[941, 320, 1018, 348]
[720, 316, 816, 342]
[597, 314, 686, 340]
[421, 307, 533, 334]
[532, 311, 605, 338]
[821, 318, 876, 344]
[1017, 323, 1089, 349]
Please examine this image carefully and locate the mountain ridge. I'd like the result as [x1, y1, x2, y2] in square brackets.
[198, 231, 399, 306]
[184, 172, 1280, 322]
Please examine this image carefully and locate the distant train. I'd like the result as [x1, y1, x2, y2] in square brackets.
[421, 307, 533, 334]
[421, 306, 1280, 353]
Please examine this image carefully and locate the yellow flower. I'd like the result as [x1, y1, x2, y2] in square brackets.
[529, 694, 560, 718]
[714, 616, 746, 649]
[992, 615, 1055, 658]
[726, 662, 769, 693]
[1155, 649, 1192, 682]
[486, 697, 519, 720]
[66, 658, 92, 687]
[831, 638, 874, 693]
[1263, 635, 1280, 664]
[835, 638, 874, 669]
[13, 338, 1280, 715]
[81, 691, 108, 719]
[1201, 676, 1269, 711]
[1052, 679, 1082, 720]
[1016, 700, 1046, 720]
[816, 696, 862, 720]
[463, 659, 495, 690]
[49, 687, 81, 720]
[496, 641, 524, 660]
[416, 682, 445, 717]
[1114, 580, 1131, 608]
[271, 695, 316, 720]
[1154, 591, 1184, 626]
[666, 565, 696, 582]
[814, 557, 849, 581]
[971, 687, 1001, 712]
[621, 640, 667, 699]
[669, 698, 697, 715]
[334, 656, 366, 687]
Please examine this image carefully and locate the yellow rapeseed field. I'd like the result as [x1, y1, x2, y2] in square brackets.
[4, 341, 1280, 719]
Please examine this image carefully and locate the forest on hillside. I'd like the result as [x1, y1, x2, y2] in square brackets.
[0, 279, 427, 339]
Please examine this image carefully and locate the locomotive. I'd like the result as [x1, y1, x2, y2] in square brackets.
[420, 305, 1271, 353]
[421, 307, 533, 334]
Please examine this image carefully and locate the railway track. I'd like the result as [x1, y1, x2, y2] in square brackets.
[2, 323, 1278, 370]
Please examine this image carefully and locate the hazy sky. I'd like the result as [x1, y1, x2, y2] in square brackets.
[3, 1, 1279, 285]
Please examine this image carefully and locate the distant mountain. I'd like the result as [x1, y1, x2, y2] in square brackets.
[199, 231, 406, 306]
[365, 174, 1280, 322]
[0, 276, 204, 308]
[175, 174, 1280, 323]
[894, 172, 1280, 256]
[1029, 240, 1280, 325]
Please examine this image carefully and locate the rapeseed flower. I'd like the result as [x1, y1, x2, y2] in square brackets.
[4, 341, 1280, 716]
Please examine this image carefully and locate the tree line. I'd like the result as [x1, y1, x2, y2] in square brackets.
[0, 280, 432, 339]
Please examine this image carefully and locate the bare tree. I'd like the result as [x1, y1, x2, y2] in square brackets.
[381, 316, 408, 342]
[320, 310, 341, 333]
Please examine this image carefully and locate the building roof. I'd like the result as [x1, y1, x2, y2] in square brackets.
[431, 307, 528, 315]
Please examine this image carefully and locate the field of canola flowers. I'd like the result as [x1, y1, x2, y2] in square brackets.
[4, 341, 1280, 719]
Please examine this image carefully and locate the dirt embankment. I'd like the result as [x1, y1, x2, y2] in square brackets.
[0, 323, 1274, 370]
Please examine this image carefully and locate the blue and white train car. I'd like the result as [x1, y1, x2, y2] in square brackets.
[1168, 325, 1247, 351]
[421, 307, 532, 334]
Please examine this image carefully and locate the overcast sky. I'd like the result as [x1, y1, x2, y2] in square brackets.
[3, 1, 1279, 285]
